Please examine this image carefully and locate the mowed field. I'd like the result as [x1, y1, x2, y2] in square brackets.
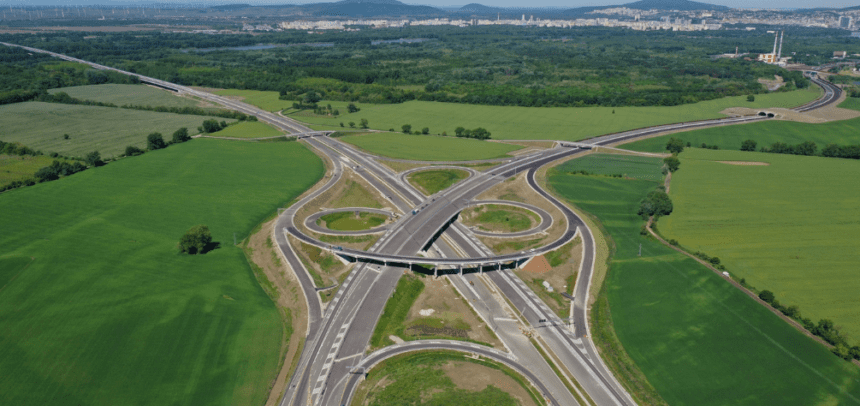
[548, 155, 860, 405]
[0, 154, 69, 186]
[0, 102, 233, 158]
[49, 84, 205, 109]
[289, 88, 819, 141]
[340, 133, 522, 161]
[623, 116, 860, 153]
[658, 148, 860, 341]
[0, 139, 324, 406]
[211, 121, 284, 139]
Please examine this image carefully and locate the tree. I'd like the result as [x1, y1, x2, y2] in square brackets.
[63, 134, 70, 140]
[470, 127, 491, 140]
[638, 189, 673, 218]
[349, 121, 356, 128]
[360, 118, 369, 129]
[741, 139, 757, 151]
[747, 95, 755, 102]
[84, 151, 103, 167]
[202, 119, 222, 134]
[794, 141, 817, 156]
[125, 145, 144, 156]
[663, 156, 680, 172]
[758, 290, 775, 304]
[172, 127, 190, 144]
[147, 133, 166, 150]
[455, 127, 465, 137]
[666, 137, 685, 154]
[34, 165, 59, 182]
[402, 124, 412, 134]
[178, 225, 213, 255]
[340, 122, 345, 127]
[347, 103, 360, 113]
[421, 127, 430, 135]
[303, 91, 321, 106]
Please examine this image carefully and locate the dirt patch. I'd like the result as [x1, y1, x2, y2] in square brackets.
[441, 361, 538, 406]
[472, 172, 568, 255]
[522, 255, 552, 274]
[405, 276, 505, 349]
[515, 239, 583, 317]
[716, 161, 770, 166]
[245, 218, 308, 406]
[758, 75, 784, 91]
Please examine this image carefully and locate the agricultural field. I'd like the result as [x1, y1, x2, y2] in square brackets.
[0, 139, 324, 406]
[341, 133, 522, 161]
[547, 154, 860, 405]
[352, 351, 540, 406]
[658, 148, 860, 342]
[49, 84, 204, 109]
[622, 116, 860, 153]
[211, 121, 283, 139]
[407, 168, 469, 195]
[289, 88, 819, 141]
[0, 102, 233, 158]
[318, 211, 387, 231]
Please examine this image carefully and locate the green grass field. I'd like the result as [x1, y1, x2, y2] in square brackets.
[356, 351, 537, 406]
[49, 84, 204, 109]
[623, 117, 860, 154]
[211, 121, 284, 139]
[288, 88, 819, 141]
[370, 275, 425, 349]
[838, 97, 860, 111]
[462, 204, 537, 233]
[0, 139, 324, 406]
[407, 168, 469, 194]
[0, 102, 234, 158]
[341, 133, 522, 161]
[554, 153, 666, 181]
[658, 148, 860, 342]
[0, 154, 69, 187]
[318, 211, 387, 231]
[548, 154, 860, 405]
[212, 89, 298, 112]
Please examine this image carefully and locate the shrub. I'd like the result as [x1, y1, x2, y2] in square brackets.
[758, 290, 775, 304]
[146, 133, 166, 150]
[172, 127, 190, 144]
[125, 145, 144, 157]
[421, 127, 430, 135]
[747, 95, 755, 102]
[402, 124, 412, 133]
[84, 151, 103, 167]
[663, 156, 680, 172]
[666, 137, 685, 154]
[178, 225, 213, 255]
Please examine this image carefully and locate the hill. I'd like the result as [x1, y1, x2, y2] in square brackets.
[302, 0, 445, 17]
[566, 0, 729, 15]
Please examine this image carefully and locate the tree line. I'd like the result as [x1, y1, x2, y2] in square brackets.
[742, 139, 860, 160]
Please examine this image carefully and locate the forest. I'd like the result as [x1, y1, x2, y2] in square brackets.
[0, 25, 835, 108]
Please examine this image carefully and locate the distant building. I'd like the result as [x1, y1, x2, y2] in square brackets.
[852, 32, 860, 38]
[834, 51, 848, 59]
[757, 53, 778, 64]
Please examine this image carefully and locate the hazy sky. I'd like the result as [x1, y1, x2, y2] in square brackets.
[3, 0, 858, 9]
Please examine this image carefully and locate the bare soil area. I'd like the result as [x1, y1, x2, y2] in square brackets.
[244, 218, 308, 406]
[472, 172, 567, 255]
[441, 360, 539, 406]
[515, 238, 583, 317]
[405, 276, 504, 349]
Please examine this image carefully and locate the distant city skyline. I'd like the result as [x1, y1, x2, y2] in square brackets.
[1, 0, 858, 10]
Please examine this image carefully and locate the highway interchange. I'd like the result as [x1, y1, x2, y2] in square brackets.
[0, 42, 843, 406]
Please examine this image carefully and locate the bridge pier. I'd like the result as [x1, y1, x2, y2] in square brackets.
[434, 266, 438, 278]
[458, 265, 463, 276]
